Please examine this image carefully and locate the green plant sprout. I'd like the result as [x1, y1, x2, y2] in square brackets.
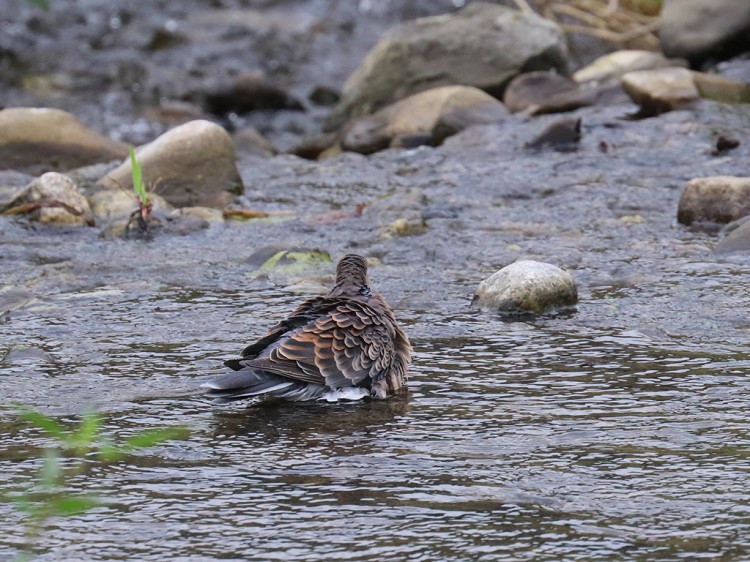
[3, 406, 189, 557]
[125, 146, 154, 239]
[129, 146, 148, 207]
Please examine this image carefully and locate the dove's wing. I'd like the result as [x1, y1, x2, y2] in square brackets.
[229, 300, 397, 388]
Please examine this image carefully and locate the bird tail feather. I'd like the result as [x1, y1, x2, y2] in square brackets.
[202, 368, 326, 403]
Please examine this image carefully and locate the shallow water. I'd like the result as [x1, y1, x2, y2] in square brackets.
[3, 98, 750, 559]
[2, 242, 750, 560]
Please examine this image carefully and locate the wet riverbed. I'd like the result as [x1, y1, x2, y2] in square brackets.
[2, 95, 750, 559]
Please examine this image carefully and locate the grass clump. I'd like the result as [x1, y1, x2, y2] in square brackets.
[3, 406, 189, 558]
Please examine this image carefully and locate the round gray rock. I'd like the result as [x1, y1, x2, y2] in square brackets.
[327, 2, 568, 129]
[98, 120, 243, 208]
[473, 260, 578, 315]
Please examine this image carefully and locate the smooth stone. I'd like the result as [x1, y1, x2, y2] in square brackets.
[691, 72, 750, 104]
[2, 346, 54, 364]
[678, 176, 750, 226]
[473, 260, 578, 315]
[621, 67, 699, 116]
[3, 172, 94, 226]
[574, 50, 685, 84]
[327, 2, 568, 129]
[714, 218, 750, 255]
[341, 86, 508, 154]
[503, 71, 592, 114]
[0, 107, 128, 174]
[660, 0, 750, 66]
[98, 120, 243, 208]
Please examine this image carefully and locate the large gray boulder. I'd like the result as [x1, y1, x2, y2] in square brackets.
[98, 120, 243, 208]
[327, 2, 568, 129]
[0, 108, 128, 175]
[660, 0, 750, 66]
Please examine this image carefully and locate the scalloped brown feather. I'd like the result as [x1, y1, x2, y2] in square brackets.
[221, 254, 411, 399]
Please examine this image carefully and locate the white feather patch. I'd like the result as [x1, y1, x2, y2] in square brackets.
[319, 387, 369, 402]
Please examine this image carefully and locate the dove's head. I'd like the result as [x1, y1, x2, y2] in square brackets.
[331, 254, 371, 297]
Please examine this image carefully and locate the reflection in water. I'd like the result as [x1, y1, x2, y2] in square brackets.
[2, 284, 750, 560]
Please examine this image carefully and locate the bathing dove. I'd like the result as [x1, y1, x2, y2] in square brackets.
[204, 254, 412, 403]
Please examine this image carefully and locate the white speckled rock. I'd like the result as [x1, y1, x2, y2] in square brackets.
[3, 172, 94, 226]
[677, 176, 750, 226]
[473, 260, 578, 315]
[98, 120, 243, 208]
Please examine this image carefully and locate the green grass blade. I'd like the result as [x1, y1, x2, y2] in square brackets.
[122, 427, 190, 451]
[39, 450, 60, 489]
[17, 406, 67, 440]
[65, 411, 101, 452]
[129, 145, 147, 205]
[49, 495, 99, 516]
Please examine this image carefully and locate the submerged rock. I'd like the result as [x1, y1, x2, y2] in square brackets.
[98, 120, 243, 208]
[327, 2, 568, 129]
[2, 172, 94, 226]
[244, 247, 334, 284]
[0, 108, 128, 174]
[341, 86, 508, 153]
[678, 176, 750, 226]
[473, 260, 578, 315]
[660, 0, 750, 66]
